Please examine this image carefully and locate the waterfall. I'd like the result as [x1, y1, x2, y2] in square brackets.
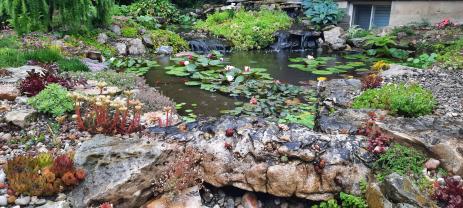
[188, 39, 227, 53]
[271, 30, 320, 52]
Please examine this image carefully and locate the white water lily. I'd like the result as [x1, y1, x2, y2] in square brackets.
[225, 65, 234, 71]
[244, 66, 251, 72]
[226, 75, 234, 82]
[184, 61, 190, 65]
[306, 55, 314, 60]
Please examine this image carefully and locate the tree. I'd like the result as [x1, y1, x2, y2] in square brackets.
[0, 0, 114, 34]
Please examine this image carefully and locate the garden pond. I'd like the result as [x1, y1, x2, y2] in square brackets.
[144, 50, 371, 118]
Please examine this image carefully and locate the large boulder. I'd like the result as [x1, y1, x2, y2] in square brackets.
[323, 27, 347, 51]
[319, 79, 362, 108]
[4, 108, 36, 128]
[70, 116, 370, 207]
[1, 66, 45, 83]
[381, 173, 434, 207]
[128, 38, 146, 55]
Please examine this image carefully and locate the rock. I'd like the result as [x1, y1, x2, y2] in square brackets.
[15, 196, 30, 205]
[424, 158, 440, 170]
[56, 193, 66, 201]
[128, 38, 146, 55]
[81, 58, 109, 72]
[323, 27, 346, 51]
[0, 169, 5, 184]
[142, 34, 154, 48]
[381, 173, 432, 207]
[144, 186, 202, 208]
[318, 109, 386, 134]
[348, 38, 366, 48]
[111, 24, 121, 36]
[76, 86, 121, 96]
[1, 66, 45, 83]
[85, 51, 104, 62]
[430, 140, 463, 176]
[5, 109, 36, 128]
[319, 79, 362, 108]
[0, 195, 7, 206]
[37, 201, 70, 208]
[97, 33, 108, 44]
[115, 43, 127, 55]
[156, 46, 174, 55]
[69, 117, 370, 207]
[365, 182, 393, 208]
[381, 64, 418, 79]
[0, 85, 19, 101]
[242, 193, 259, 208]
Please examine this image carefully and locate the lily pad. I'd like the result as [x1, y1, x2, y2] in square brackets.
[312, 70, 334, 75]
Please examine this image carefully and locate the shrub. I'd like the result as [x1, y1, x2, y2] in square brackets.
[121, 26, 138, 38]
[123, 0, 180, 24]
[150, 29, 189, 53]
[195, 9, 292, 50]
[352, 83, 436, 117]
[28, 84, 74, 117]
[346, 25, 371, 39]
[302, 0, 344, 27]
[25, 48, 63, 63]
[374, 144, 426, 181]
[340, 192, 368, 208]
[0, 48, 26, 67]
[57, 58, 89, 72]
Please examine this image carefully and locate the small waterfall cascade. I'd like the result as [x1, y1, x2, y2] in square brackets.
[188, 39, 228, 53]
[271, 30, 321, 51]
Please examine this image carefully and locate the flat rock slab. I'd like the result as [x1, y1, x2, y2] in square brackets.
[1, 66, 45, 83]
[70, 116, 370, 207]
[319, 79, 362, 108]
[4, 108, 36, 128]
[0, 84, 19, 101]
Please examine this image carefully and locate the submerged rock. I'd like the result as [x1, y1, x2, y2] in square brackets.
[70, 116, 370, 207]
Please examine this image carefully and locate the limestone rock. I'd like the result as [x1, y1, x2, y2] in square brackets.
[381, 173, 433, 207]
[318, 109, 386, 134]
[115, 43, 127, 55]
[366, 182, 393, 208]
[381, 64, 418, 79]
[5, 108, 36, 128]
[111, 24, 121, 36]
[97, 33, 108, 44]
[81, 58, 109, 72]
[323, 27, 346, 51]
[1, 66, 45, 83]
[128, 38, 146, 55]
[144, 186, 202, 208]
[156, 46, 174, 55]
[142, 34, 154, 48]
[85, 51, 104, 62]
[0, 85, 19, 101]
[37, 201, 70, 208]
[319, 79, 362, 108]
[424, 158, 440, 170]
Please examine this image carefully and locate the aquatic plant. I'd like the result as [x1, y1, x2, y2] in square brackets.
[109, 57, 159, 76]
[374, 143, 427, 181]
[433, 176, 463, 208]
[195, 9, 292, 50]
[28, 84, 74, 117]
[302, 0, 344, 27]
[352, 83, 436, 117]
[70, 89, 143, 135]
[288, 56, 365, 75]
[361, 73, 383, 89]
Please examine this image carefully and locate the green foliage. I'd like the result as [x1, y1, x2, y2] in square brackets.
[311, 200, 340, 208]
[302, 0, 344, 27]
[25, 47, 63, 63]
[390, 25, 416, 36]
[346, 25, 371, 39]
[28, 84, 74, 117]
[117, 0, 180, 24]
[109, 57, 159, 76]
[65, 70, 141, 90]
[195, 9, 292, 50]
[352, 83, 436, 117]
[406, 53, 437, 69]
[0, 35, 20, 49]
[121, 26, 139, 38]
[373, 144, 427, 181]
[364, 35, 409, 60]
[340, 192, 368, 208]
[0, 48, 26, 67]
[435, 38, 463, 69]
[57, 58, 89, 72]
[150, 29, 189, 53]
[66, 35, 116, 57]
[0, 0, 114, 34]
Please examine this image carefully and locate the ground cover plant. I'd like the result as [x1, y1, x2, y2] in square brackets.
[28, 83, 74, 117]
[352, 83, 436, 117]
[195, 9, 292, 50]
[434, 37, 463, 69]
[150, 29, 189, 53]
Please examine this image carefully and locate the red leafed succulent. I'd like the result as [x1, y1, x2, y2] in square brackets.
[62, 171, 78, 186]
[19, 69, 78, 96]
[100, 202, 113, 208]
[52, 155, 74, 176]
[357, 112, 391, 154]
[361, 73, 383, 89]
[433, 177, 463, 208]
[225, 128, 234, 137]
[74, 168, 86, 181]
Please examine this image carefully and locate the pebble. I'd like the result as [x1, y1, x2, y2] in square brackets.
[56, 193, 66, 201]
[425, 158, 440, 170]
[0, 170, 5, 184]
[0, 195, 7, 206]
[15, 196, 31, 205]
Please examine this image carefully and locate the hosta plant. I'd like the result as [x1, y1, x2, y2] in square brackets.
[28, 84, 74, 117]
[302, 0, 344, 27]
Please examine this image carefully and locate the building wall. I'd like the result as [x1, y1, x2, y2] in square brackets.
[389, 1, 463, 25]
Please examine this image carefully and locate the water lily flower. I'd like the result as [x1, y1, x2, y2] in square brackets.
[225, 65, 234, 71]
[273, 80, 281, 84]
[207, 54, 213, 58]
[317, 77, 327, 81]
[226, 75, 234, 82]
[183, 61, 190, 66]
[220, 58, 224, 62]
[188, 55, 193, 60]
[244, 66, 251, 72]
[249, 97, 257, 105]
[306, 55, 314, 60]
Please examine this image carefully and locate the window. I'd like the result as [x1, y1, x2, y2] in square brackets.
[353, 4, 391, 29]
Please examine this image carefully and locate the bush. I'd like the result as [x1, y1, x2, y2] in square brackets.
[25, 48, 63, 63]
[195, 9, 292, 50]
[352, 83, 436, 117]
[28, 84, 74, 117]
[346, 25, 370, 39]
[340, 192, 368, 208]
[57, 58, 89, 72]
[0, 48, 27, 67]
[364, 35, 409, 60]
[302, 0, 344, 27]
[150, 29, 189, 53]
[121, 26, 139, 38]
[124, 0, 180, 24]
[374, 144, 427, 181]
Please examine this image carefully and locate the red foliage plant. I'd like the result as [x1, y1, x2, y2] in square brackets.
[19, 69, 82, 96]
[361, 73, 383, 89]
[436, 18, 454, 29]
[52, 155, 74, 177]
[357, 111, 391, 154]
[70, 90, 143, 135]
[433, 176, 463, 208]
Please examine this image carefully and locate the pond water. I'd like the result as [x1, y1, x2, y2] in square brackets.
[144, 50, 368, 117]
